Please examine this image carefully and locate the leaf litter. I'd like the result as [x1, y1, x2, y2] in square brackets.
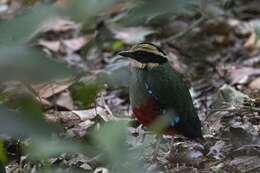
[2, 0, 260, 173]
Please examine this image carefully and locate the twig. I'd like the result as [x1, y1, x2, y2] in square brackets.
[100, 91, 113, 117]
[167, 15, 207, 41]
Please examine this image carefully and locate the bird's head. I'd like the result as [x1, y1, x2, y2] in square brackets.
[118, 43, 168, 68]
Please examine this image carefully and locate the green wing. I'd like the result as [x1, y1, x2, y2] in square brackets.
[142, 63, 196, 123]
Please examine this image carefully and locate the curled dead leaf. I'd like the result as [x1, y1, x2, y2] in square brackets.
[249, 77, 260, 89]
[32, 78, 75, 99]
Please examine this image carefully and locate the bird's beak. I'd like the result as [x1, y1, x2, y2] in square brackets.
[118, 51, 133, 58]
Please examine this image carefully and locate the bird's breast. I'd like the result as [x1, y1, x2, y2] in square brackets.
[132, 97, 161, 126]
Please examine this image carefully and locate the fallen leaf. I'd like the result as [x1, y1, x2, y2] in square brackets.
[62, 36, 90, 53]
[244, 32, 260, 48]
[93, 167, 110, 173]
[207, 140, 225, 160]
[55, 91, 74, 110]
[229, 67, 260, 85]
[114, 27, 155, 44]
[34, 17, 81, 35]
[44, 111, 80, 126]
[249, 77, 260, 89]
[39, 39, 60, 52]
[72, 109, 98, 121]
[219, 84, 249, 104]
[39, 35, 93, 53]
[230, 156, 260, 172]
[77, 120, 95, 136]
[32, 79, 75, 99]
[230, 125, 260, 147]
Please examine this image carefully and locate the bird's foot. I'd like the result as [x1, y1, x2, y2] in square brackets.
[162, 149, 174, 160]
[151, 151, 158, 162]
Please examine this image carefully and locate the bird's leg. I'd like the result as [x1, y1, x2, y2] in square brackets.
[163, 136, 175, 159]
[152, 134, 162, 161]
[168, 136, 175, 154]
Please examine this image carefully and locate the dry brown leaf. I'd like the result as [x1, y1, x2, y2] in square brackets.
[29, 18, 81, 40]
[40, 18, 81, 33]
[39, 35, 94, 53]
[93, 168, 109, 173]
[72, 107, 115, 122]
[229, 67, 260, 85]
[62, 36, 89, 53]
[249, 77, 260, 89]
[39, 39, 60, 52]
[32, 79, 75, 99]
[244, 32, 260, 48]
[44, 111, 80, 127]
[36, 97, 52, 107]
[114, 27, 155, 44]
[72, 109, 98, 121]
[55, 91, 74, 110]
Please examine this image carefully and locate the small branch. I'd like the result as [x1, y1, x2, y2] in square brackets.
[167, 15, 207, 41]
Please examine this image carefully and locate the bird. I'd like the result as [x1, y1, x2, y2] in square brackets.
[118, 43, 204, 160]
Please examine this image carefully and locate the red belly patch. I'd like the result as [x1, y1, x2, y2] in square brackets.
[132, 99, 178, 136]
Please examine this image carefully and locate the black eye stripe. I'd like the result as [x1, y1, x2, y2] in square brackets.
[133, 51, 167, 64]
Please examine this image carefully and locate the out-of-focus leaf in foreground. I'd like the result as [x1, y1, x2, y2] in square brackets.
[254, 21, 260, 40]
[26, 138, 86, 160]
[70, 82, 101, 108]
[116, 0, 202, 26]
[93, 121, 128, 162]
[28, 167, 84, 173]
[0, 3, 62, 45]
[0, 45, 74, 82]
[0, 96, 57, 138]
[97, 61, 130, 89]
[0, 140, 7, 165]
[93, 120, 147, 173]
[66, 0, 124, 22]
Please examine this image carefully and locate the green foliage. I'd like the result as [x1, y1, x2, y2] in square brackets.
[70, 82, 101, 108]
[0, 45, 74, 82]
[0, 97, 57, 138]
[26, 138, 85, 160]
[66, 0, 124, 22]
[93, 120, 148, 173]
[112, 41, 124, 50]
[254, 22, 260, 40]
[0, 140, 7, 165]
[116, 0, 202, 26]
[0, 3, 62, 45]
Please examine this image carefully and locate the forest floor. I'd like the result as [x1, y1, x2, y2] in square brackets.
[1, 0, 260, 173]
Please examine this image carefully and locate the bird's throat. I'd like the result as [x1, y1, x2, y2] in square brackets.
[131, 59, 144, 68]
[130, 59, 159, 69]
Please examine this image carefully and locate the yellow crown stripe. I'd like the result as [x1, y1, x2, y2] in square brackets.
[130, 44, 167, 58]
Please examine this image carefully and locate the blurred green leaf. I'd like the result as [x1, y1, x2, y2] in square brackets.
[70, 82, 101, 108]
[0, 45, 74, 82]
[112, 41, 124, 50]
[66, 0, 124, 22]
[93, 121, 127, 168]
[28, 167, 84, 173]
[0, 97, 58, 138]
[0, 140, 7, 165]
[114, 27, 156, 44]
[0, 3, 62, 45]
[93, 120, 148, 173]
[220, 84, 250, 104]
[26, 138, 85, 160]
[116, 0, 202, 26]
[254, 22, 260, 40]
[97, 61, 130, 89]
